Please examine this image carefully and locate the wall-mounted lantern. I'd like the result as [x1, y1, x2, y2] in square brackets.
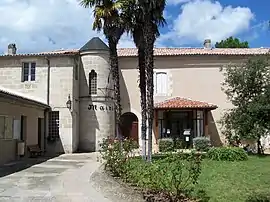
[66, 94, 72, 110]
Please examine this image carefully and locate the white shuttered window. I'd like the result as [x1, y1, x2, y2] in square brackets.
[154, 72, 168, 95]
[0, 116, 13, 139]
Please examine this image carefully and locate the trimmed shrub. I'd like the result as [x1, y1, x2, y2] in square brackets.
[123, 152, 204, 200]
[246, 193, 270, 202]
[159, 139, 175, 152]
[193, 137, 211, 151]
[174, 138, 185, 150]
[207, 146, 248, 161]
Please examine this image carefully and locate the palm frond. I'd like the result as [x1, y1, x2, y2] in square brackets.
[79, 0, 102, 8]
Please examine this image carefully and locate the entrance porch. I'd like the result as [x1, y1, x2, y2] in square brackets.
[154, 97, 217, 148]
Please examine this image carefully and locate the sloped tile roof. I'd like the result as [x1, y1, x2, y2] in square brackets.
[0, 49, 79, 57]
[0, 85, 49, 108]
[155, 97, 218, 109]
[0, 48, 269, 58]
[117, 48, 270, 57]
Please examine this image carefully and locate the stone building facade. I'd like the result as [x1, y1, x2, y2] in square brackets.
[0, 37, 116, 161]
[0, 37, 269, 164]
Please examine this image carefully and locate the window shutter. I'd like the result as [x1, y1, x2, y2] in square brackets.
[156, 73, 162, 94]
[4, 117, 13, 139]
[153, 72, 156, 94]
[30, 62, 36, 81]
[21, 64, 24, 82]
[0, 116, 5, 139]
[156, 72, 167, 95]
[161, 73, 167, 94]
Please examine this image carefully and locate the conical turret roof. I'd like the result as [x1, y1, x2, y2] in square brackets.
[80, 37, 109, 52]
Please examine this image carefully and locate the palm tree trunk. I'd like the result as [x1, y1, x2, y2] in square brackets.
[144, 21, 155, 162]
[257, 138, 264, 155]
[138, 46, 147, 160]
[108, 36, 122, 139]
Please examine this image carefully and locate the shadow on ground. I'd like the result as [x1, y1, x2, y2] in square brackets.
[91, 165, 145, 202]
[0, 154, 60, 178]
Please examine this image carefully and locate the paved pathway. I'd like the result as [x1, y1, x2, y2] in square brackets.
[0, 153, 144, 202]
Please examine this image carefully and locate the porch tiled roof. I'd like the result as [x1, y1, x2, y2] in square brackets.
[155, 97, 218, 110]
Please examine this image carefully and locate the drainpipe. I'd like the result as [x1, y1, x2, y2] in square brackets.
[44, 56, 51, 154]
[45, 56, 51, 105]
[43, 108, 48, 153]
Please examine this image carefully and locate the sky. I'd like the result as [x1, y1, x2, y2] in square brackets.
[0, 0, 269, 54]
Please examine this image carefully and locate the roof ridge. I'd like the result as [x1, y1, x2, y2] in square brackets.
[118, 47, 270, 49]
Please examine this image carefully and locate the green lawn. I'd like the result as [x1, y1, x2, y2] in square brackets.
[197, 156, 270, 202]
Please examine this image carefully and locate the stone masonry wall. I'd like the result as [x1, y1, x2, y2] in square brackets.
[0, 56, 76, 154]
[79, 51, 115, 152]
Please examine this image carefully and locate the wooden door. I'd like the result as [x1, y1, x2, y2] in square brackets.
[130, 121, 138, 144]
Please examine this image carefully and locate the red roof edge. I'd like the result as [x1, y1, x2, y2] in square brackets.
[154, 97, 218, 110]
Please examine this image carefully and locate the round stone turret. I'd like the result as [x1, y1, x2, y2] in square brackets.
[79, 37, 115, 152]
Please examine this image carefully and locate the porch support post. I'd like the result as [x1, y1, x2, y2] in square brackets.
[153, 110, 159, 152]
[204, 110, 209, 137]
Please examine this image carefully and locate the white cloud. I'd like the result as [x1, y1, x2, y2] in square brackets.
[167, 0, 191, 6]
[0, 0, 255, 53]
[161, 0, 254, 46]
[0, 0, 135, 53]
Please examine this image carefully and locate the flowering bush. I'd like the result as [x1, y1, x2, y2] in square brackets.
[99, 137, 138, 177]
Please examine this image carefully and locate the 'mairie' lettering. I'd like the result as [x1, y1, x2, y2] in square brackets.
[88, 104, 114, 111]
[88, 104, 97, 110]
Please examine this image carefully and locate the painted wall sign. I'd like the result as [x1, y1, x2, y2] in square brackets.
[88, 104, 114, 111]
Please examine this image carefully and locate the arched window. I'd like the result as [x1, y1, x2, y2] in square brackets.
[89, 70, 97, 95]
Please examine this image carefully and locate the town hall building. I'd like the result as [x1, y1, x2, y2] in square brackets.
[0, 37, 269, 165]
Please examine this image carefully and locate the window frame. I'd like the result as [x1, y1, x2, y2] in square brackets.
[0, 115, 14, 140]
[48, 111, 60, 140]
[89, 69, 97, 95]
[154, 70, 168, 96]
[22, 62, 36, 82]
[192, 110, 205, 138]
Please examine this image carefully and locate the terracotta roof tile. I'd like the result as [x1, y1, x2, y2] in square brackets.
[155, 97, 218, 109]
[0, 49, 79, 57]
[0, 85, 49, 107]
[1, 47, 269, 57]
[117, 48, 270, 57]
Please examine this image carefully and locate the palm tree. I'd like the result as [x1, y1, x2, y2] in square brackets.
[137, 0, 166, 162]
[80, 0, 124, 138]
[122, 0, 166, 161]
[131, 22, 148, 161]
[120, 1, 147, 160]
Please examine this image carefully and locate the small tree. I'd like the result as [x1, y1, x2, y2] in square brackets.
[215, 36, 249, 48]
[220, 57, 270, 154]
